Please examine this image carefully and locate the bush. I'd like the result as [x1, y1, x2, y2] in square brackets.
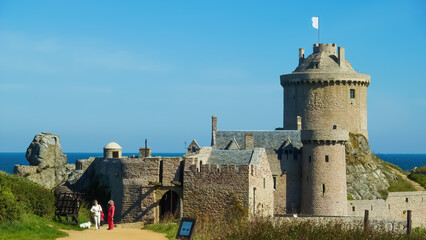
[0, 172, 55, 220]
[0, 186, 24, 222]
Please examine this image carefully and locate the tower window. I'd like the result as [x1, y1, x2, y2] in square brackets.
[352, 206, 355, 212]
[406, 198, 409, 202]
[350, 89, 355, 98]
[273, 176, 277, 190]
[263, 178, 266, 189]
[325, 155, 329, 162]
[322, 184, 326, 195]
[309, 156, 312, 163]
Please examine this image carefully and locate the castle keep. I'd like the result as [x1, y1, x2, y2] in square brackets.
[17, 43, 426, 227]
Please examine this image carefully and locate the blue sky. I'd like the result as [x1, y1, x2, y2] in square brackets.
[0, 1, 425, 153]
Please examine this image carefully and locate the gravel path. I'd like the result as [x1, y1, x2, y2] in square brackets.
[56, 224, 168, 240]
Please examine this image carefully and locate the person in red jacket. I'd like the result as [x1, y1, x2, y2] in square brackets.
[107, 200, 115, 230]
[100, 210, 104, 227]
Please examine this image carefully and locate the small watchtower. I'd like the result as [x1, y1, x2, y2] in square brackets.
[103, 142, 122, 159]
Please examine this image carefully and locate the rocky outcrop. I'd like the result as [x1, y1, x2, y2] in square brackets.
[346, 133, 400, 200]
[14, 133, 75, 189]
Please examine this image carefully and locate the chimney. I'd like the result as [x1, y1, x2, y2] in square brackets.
[297, 116, 302, 130]
[299, 48, 305, 65]
[211, 115, 217, 147]
[245, 133, 254, 150]
[338, 47, 345, 66]
[139, 147, 151, 158]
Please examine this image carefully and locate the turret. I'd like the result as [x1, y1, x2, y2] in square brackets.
[281, 43, 370, 139]
[300, 127, 349, 216]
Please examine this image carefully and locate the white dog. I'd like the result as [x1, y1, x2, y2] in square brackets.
[79, 222, 91, 229]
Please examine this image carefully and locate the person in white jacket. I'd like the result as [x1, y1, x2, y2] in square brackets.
[91, 200, 102, 230]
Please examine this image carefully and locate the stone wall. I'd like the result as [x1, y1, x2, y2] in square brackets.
[183, 160, 251, 220]
[282, 82, 368, 138]
[348, 191, 426, 227]
[301, 132, 348, 216]
[249, 151, 274, 217]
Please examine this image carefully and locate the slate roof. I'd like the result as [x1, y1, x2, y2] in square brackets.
[190, 147, 265, 166]
[215, 130, 302, 155]
[214, 130, 302, 175]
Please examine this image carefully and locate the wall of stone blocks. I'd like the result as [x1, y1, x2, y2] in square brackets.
[348, 192, 426, 227]
[283, 82, 368, 138]
[273, 174, 286, 215]
[183, 162, 250, 220]
[161, 157, 183, 186]
[301, 142, 347, 216]
[347, 199, 388, 218]
[387, 192, 426, 227]
[248, 152, 274, 217]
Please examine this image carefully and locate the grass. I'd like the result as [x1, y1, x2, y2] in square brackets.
[143, 222, 179, 240]
[0, 171, 92, 240]
[0, 214, 69, 240]
[145, 216, 426, 240]
[408, 173, 426, 189]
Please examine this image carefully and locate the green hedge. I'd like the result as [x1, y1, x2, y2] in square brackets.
[0, 172, 55, 221]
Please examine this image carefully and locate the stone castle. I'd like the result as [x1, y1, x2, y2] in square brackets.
[15, 43, 426, 227]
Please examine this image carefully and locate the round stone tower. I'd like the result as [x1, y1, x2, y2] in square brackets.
[103, 142, 122, 159]
[300, 128, 349, 216]
[281, 43, 370, 138]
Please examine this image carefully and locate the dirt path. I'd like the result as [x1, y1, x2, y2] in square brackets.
[57, 224, 168, 240]
[395, 170, 425, 191]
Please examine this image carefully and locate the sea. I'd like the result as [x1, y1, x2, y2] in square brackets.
[0, 152, 184, 174]
[0, 153, 425, 175]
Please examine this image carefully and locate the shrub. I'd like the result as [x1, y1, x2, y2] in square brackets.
[0, 172, 55, 219]
[0, 186, 24, 222]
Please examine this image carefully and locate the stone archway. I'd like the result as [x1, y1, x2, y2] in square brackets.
[159, 190, 180, 220]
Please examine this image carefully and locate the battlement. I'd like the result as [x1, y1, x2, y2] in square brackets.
[184, 158, 250, 176]
[301, 129, 349, 144]
[313, 43, 337, 54]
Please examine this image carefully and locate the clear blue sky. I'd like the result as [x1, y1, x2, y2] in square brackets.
[0, 1, 425, 153]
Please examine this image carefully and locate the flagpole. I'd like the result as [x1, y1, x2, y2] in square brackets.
[318, 16, 320, 44]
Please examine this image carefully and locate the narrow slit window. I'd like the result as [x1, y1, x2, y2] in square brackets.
[322, 184, 326, 196]
[350, 89, 355, 99]
[352, 206, 355, 212]
[325, 155, 329, 162]
[406, 198, 409, 202]
[263, 178, 266, 189]
[273, 177, 277, 190]
[309, 156, 312, 163]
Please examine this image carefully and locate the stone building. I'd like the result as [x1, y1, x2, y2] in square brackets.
[51, 43, 425, 227]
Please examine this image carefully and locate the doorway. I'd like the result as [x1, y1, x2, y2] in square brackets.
[159, 190, 180, 220]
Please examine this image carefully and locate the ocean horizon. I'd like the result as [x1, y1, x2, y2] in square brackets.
[1, 152, 426, 175]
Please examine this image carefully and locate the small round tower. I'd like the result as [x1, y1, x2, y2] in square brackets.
[281, 43, 370, 138]
[300, 128, 349, 216]
[103, 142, 122, 159]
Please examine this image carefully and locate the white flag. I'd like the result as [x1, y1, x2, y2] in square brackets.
[312, 17, 319, 29]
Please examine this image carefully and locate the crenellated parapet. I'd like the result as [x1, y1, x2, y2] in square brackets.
[184, 158, 251, 177]
[281, 75, 370, 87]
[301, 129, 349, 145]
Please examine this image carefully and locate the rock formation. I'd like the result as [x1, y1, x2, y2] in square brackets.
[14, 133, 75, 189]
[346, 133, 399, 200]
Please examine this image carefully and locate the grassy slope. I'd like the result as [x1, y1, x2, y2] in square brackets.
[0, 171, 91, 240]
[143, 222, 179, 240]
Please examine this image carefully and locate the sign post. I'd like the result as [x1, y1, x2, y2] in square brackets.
[176, 217, 196, 240]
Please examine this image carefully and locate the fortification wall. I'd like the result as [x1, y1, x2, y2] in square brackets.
[283, 82, 368, 138]
[347, 199, 388, 218]
[248, 151, 274, 217]
[348, 192, 426, 227]
[161, 157, 183, 186]
[387, 192, 426, 227]
[282, 148, 302, 213]
[183, 160, 250, 220]
[301, 140, 347, 216]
